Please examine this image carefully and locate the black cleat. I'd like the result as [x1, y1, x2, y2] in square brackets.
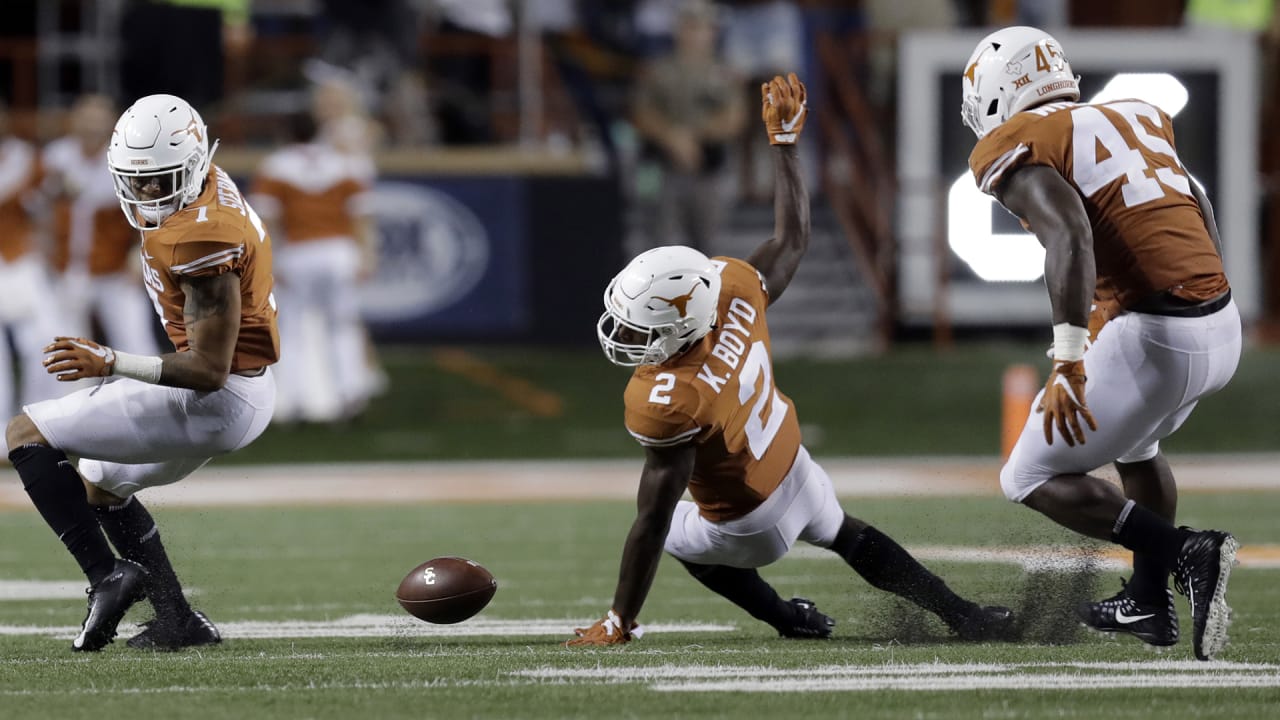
[127, 610, 222, 651]
[72, 559, 147, 652]
[1077, 581, 1178, 647]
[952, 605, 1017, 642]
[777, 597, 835, 639]
[1173, 529, 1239, 661]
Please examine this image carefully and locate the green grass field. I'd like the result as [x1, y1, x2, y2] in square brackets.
[2, 344, 1277, 717]
[2, 489, 1278, 719]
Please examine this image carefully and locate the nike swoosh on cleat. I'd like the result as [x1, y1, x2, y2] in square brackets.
[1114, 610, 1155, 624]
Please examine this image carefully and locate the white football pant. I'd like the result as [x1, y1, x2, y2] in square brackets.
[664, 445, 846, 568]
[1001, 300, 1242, 502]
[23, 370, 275, 498]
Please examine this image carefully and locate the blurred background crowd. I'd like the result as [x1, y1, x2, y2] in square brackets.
[0, 0, 1278, 440]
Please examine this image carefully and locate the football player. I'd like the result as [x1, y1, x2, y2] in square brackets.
[568, 73, 1014, 647]
[4, 94, 279, 651]
[962, 27, 1241, 660]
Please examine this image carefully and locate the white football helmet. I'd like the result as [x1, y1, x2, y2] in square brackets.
[107, 94, 218, 230]
[597, 246, 722, 367]
[961, 26, 1079, 139]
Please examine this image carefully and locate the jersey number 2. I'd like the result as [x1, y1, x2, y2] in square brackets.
[737, 342, 787, 460]
[1071, 101, 1191, 208]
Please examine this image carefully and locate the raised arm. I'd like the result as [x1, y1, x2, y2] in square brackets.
[747, 73, 810, 305]
[567, 442, 695, 645]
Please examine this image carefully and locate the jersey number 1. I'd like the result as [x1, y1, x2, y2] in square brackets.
[1071, 101, 1192, 208]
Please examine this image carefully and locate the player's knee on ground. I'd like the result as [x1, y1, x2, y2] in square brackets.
[5, 413, 48, 452]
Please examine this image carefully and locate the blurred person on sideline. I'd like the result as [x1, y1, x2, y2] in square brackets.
[0, 102, 65, 455]
[313, 0, 432, 146]
[250, 82, 380, 424]
[632, 0, 746, 252]
[41, 95, 159, 358]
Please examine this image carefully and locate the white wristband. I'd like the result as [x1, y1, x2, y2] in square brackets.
[1052, 323, 1090, 362]
[111, 351, 163, 384]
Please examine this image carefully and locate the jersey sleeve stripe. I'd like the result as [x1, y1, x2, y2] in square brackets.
[169, 245, 245, 274]
[979, 143, 1029, 193]
[627, 425, 702, 447]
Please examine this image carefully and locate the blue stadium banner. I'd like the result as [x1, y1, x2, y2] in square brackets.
[359, 177, 528, 339]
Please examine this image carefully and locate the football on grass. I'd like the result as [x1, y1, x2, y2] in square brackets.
[395, 557, 497, 624]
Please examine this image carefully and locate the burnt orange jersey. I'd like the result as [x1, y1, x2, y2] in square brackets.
[140, 164, 279, 371]
[43, 137, 137, 275]
[969, 99, 1229, 312]
[623, 257, 802, 522]
[249, 143, 373, 244]
[0, 138, 40, 263]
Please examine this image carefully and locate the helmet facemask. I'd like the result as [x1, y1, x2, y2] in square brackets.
[107, 94, 217, 231]
[596, 248, 722, 368]
[597, 301, 707, 367]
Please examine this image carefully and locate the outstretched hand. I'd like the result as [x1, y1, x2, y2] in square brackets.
[761, 72, 807, 145]
[43, 336, 116, 381]
[564, 609, 643, 647]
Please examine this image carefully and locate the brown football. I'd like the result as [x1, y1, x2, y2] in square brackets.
[395, 557, 497, 624]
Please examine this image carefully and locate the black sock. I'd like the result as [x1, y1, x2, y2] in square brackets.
[9, 444, 116, 585]
[830, 521, 977, 629]
[94, 497, 191, 618]
[1111, 500, 1190, 572]
[677, 559, 797, 630]
[1125, 554, 1171, 604]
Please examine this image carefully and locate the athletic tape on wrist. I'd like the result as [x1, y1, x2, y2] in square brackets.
[111, 351, 163, 384]
[1052, 323, 1089, 362]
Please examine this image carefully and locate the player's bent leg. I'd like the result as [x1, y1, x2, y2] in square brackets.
[1110, 452, 1179, 605]
[675, 560, 833, 638]
[6, 412, 145, 651]
[7, 413, 116, 585]
[80, 458, 220, 650]
[825, 514, 1015, 641]
[22, 372, 274, 464]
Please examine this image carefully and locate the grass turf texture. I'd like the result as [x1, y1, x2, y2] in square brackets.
[2, 493, 1279, 719]
[228, 344, 1280, 464]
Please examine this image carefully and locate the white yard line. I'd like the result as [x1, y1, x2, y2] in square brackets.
[653, 674, 1280, 692]
[0, 613, 735, 640]
[519, 661, 1280, 693]
[0, 580, 201, 601]
[2, 455, 1278, 509]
